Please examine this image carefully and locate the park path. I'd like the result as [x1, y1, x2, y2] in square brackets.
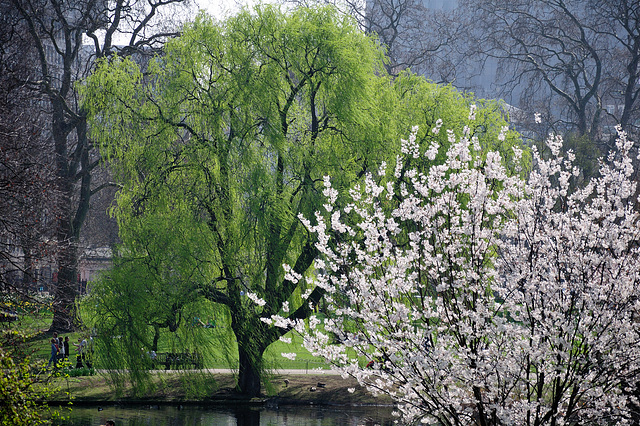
[95, 368, 341, 375]
[202, 368, 340, 375]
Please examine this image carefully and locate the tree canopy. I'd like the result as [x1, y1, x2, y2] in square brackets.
[81, 4, 522, 396]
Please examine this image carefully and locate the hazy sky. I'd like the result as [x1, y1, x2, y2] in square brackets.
[194, 0, 275, 20]
[84, 0, 274, 45]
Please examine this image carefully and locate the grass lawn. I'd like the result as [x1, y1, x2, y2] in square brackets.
[6, 307, 386, 409]
[8, 311, 330, 371]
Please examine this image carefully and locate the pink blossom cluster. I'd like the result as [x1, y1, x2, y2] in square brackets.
[267, 121, 640, 424]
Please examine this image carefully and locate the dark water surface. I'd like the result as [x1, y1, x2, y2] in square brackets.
[53, 404, 396, 425]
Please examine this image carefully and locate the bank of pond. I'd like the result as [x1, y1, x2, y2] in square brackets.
[52, 403, 396, 425]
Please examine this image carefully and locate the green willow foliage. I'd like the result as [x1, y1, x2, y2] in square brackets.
[80, 4, 523, 396]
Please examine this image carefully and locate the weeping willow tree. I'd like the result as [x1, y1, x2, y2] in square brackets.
[80, 4, 523, 397]
[81, 5, 392, 397]
[81, 196, 236, 395]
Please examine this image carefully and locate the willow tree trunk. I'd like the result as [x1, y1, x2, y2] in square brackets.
[231, 308, 271, 397]
[237, 344, 263, 397]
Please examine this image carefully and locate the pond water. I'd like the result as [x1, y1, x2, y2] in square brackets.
[52, 403, 397, 426]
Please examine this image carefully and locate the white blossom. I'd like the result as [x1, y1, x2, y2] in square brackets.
[498, 125, 509, 141]
[271, 315, 291, 329]
[246, 292, 266, 307]
[432, 118, 443, 135]
[293, 121, 640, 426]
[322, 176, 338, 206]
[301, 288, 313, 300]
[468, 104, 477, 121]
[447, 128, 456, 144]
[378, 161, 387, 177]
[283, 264, 302, 284]
[425, 140, 440, 161]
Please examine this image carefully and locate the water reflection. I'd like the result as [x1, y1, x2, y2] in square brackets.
[54, 404, 396, 425]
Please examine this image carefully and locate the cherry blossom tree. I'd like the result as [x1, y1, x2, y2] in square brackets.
[271, 118, 640, 424]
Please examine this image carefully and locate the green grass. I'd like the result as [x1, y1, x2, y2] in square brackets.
[2, 309, 83, 362]
[7, 312, 329, 371]
[4, 306, 384, 376]
[264, 332, 330, 371]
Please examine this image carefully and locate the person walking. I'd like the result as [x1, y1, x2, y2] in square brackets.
[47, 338, 58, 368]
[74, 337, 87, 368]
[57, 334, 65, 361]
[63, 336, 70, 360]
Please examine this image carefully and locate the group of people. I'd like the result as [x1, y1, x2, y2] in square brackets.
[47, 332, 93, 369]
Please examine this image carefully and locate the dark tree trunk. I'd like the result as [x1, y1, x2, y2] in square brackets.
[50, 229, 79, 332]
[49, 111, 92, 333]
[237, 343, 263, 397]
[152, 325, 160, 352]
[230, 307, 272, 397]
[21, 239, 35, 293]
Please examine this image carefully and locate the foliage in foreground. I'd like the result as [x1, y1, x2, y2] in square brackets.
[0, 329, 61, 426]
[272, 124, 640, 425]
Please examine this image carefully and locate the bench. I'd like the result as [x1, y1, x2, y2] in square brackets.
[153, 352, 203, 370]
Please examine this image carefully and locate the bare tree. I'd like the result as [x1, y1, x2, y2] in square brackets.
[591, 0, 640, 140]
[460, 0, 603, 137]
[7, 0, 189, 331]
[285, 0, 462, 80]
[459, 0, 639, 148]
[0, 0, 59, 305]
[364, 0, 462, 78]
[304, 0, 638, 149]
